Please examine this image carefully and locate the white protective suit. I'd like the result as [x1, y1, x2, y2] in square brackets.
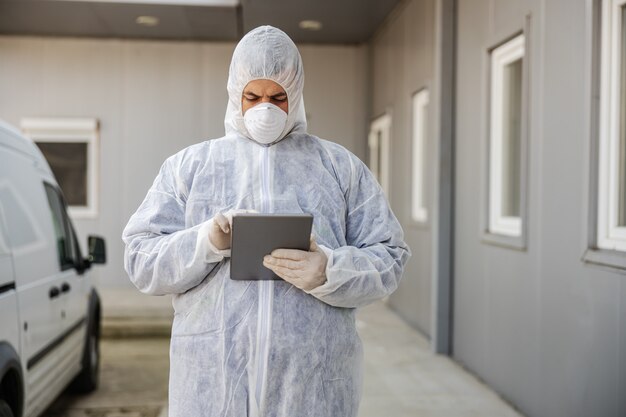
[123, 25, 410, 417]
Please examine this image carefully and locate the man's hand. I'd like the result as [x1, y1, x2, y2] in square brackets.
[263, 238, 328, 292]
[209, 212, 232, 250]
[208, 210, 256, 251]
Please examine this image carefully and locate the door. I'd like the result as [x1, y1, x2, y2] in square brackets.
[43, 184, 87, 355]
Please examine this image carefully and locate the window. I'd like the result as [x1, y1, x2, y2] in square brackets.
[597, 0, 626, 251]
[368, 114, 392, 196]
[21, 118, 99, 218]
[411, 89, 429, 223]
[488, 34, 525, 238]
[44, 183, 80, 271]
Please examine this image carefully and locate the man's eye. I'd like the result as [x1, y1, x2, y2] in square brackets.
[273, 96, 287, 102]
[244, 95, 259, 100]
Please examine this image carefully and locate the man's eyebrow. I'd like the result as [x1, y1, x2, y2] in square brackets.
[243, 91, 260, 96]
[271, 92, 287, 97]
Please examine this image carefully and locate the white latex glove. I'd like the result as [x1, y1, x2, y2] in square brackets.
[208, 210, 255, 251]
[263, 237, 328, 292]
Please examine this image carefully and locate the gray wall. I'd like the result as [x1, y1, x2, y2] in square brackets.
[369, 0, 436, 337]
[454, 1, 626, 416]
[0, 36, 367, 288]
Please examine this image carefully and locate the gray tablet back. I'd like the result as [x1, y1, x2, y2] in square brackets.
[230, 213, 313, 280]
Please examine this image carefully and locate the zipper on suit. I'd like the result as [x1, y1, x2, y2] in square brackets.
[255, 145, 274, 412]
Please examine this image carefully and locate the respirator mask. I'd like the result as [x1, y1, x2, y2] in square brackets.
[243, 103, 288, 145]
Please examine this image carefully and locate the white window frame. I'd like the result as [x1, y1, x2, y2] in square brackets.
[411, 89, 429, 223]
[368, 114, 392, 196]
[597, 0, 626, 251]
[488, 34, 525, 237]
[20, 118, 99, 219]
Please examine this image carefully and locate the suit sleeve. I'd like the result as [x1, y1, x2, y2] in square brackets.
[306, 153, 411, 308]
[122, 156, 228, 295]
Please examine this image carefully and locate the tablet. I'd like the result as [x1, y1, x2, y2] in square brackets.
[230, 213, 314, 280]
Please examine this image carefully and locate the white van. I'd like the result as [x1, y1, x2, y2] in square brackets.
[0, 120, 105, 417]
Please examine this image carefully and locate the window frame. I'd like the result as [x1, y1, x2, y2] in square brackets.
[21, 118, 99, 219]
[368, 113, 392, 197]
[482, 31, 529, 250]
[597, 0, 626, 251]
[411, 88, 430, 225]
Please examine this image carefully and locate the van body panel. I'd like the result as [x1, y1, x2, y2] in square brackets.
[0, 261, 19, 376]
[0, 146, 64, 400]
[23, 326, 84, 417]
[0, 294, 19, 357]
[0, 121, 53, 179]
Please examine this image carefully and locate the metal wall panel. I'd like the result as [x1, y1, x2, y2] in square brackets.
[454, 0, 626, 416]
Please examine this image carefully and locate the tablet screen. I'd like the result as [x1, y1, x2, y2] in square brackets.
[230, 213, 313, 280]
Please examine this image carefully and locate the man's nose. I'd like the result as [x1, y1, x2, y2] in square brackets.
[260, 96, 271, 103]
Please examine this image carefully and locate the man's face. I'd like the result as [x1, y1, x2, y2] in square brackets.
[241, 79, 289, 115]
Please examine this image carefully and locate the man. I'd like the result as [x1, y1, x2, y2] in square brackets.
[123, 25, 410, 417]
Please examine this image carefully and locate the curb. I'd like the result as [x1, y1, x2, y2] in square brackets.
[99, 288, 174, 339]
[102, 317, 172, 339]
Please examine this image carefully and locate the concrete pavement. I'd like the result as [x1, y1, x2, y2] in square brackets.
[42, 338, 169, 417]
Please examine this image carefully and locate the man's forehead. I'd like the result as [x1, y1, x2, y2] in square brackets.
[243, 79, 286, 94]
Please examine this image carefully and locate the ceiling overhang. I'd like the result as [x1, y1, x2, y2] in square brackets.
[0, 0, 401, 43]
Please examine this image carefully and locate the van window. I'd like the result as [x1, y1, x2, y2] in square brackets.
[44, 183, 80, 270]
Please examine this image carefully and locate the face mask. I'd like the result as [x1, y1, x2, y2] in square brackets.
[243, 103, 288, 145]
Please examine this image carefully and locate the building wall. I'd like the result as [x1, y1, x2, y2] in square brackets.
[0, 36, 368, 287]
[454, 1, 626, 416]
[369, 0, 436, 337]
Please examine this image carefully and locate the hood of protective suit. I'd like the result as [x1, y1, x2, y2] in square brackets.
[225, 25, 307, 144]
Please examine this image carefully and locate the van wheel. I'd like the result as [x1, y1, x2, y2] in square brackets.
[0, 400, 14, 417]
[70, 313, 100, 394]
